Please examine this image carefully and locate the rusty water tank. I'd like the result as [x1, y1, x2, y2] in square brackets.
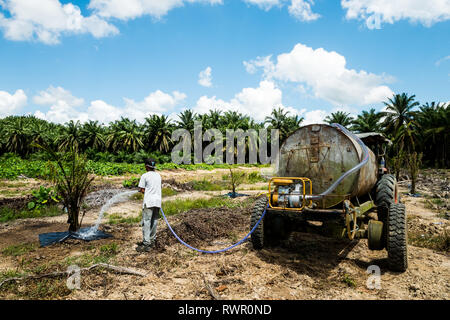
[277, 124, 378, 208]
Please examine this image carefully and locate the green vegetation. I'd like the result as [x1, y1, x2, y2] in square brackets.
[122, 176, 140, 188]
[0, 154, 266, 180]
[107, 212, 141, 225]
[99, 243, 120, 256]
[409, 230, 449, 252]
[162, 196, 252, 216]
[2, 243, 36, 257]
[192, 179, 227, 191]
[0, 205, 63, 223]
[64, 248, 119, 267]
[162, 187, 178, 197]
[341, 274, 357, 288]
[42, 145, 94, 232]
[27, 186, 60, 210]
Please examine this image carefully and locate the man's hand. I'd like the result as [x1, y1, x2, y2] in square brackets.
[139, 188, 145, 194]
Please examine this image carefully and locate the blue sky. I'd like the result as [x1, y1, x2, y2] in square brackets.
[0, 0, 449, 124]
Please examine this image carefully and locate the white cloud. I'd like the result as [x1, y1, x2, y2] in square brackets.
[33, 87, 186, 124]
[35, 100, 89, 124]
[33, 86, 84, 107]
[88, 0, 223, 20]
[0, 89, 27, 117]
[194, 80, 303, 122]
[0, 0, 118, 44]
[289, 0, 320, 21]
[123, 90, 187, 120]
[436, 55, 450, 66]
[245, 43, 394, 106]
[302, 109, 327, 125]
[342, 0, 450, 29]
[244, 0, 320, 21]
[244, 0, 283, 11]
[85, 100, 121, 123]
[198, 66, 213, 87]
[244, 55, 275, 75]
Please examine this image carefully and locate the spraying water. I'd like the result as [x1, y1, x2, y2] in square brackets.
[77, 190, 138, 239]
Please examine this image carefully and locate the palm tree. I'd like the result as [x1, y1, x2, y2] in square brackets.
[175, 109, 196, 133]
[144, 114, 173, 153]
[3, 116, 31, 156]
[206, 109, 223, 129]
[80, 120, 105, 151]
[265, 108, 289, 131]
[324, 111, 354, 127]
[107, 118, 144, 153]
[265, 107, 288, 144]
[57, 120, 82, 152]
[416, 102, 449, 167]
[393, 120, 419, 154]
[382, 93, 419, 136]
[265, 108, 303, 142]
[284, 114, 303, 134]
[221, 111, 250, 131]
[351, 108, 383, 133]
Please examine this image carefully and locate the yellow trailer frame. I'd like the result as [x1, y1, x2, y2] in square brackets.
[268, 177, 313, 211]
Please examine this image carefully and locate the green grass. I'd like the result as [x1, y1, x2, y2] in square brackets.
[0, 189, 29, 196]
[107, 213, 141, 225]
[162, 187, 178, 197]
[0, 270, 27, 291]
[2, 243, 37, 257]
[129, 188, 178, 200]
[341, 274, 356, 288]
[192, 179, 227, 191]
[100, 243, 119, 256]
[162, 196, 252, 216]
[408, 230, 450, 252]
[190, 172, 267, 192]
[0, 181, 28, 188]
[129, 192, 143, 201]
[0, 269, 25, 281]
[0, 205, 64, 223]
[64, 251, 114, 268]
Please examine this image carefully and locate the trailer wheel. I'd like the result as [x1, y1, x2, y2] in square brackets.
[375, 174, 399, 248]
[387, 203, 408, 272]
[375, 174, 399, 208]
[250, 196, 268, 250]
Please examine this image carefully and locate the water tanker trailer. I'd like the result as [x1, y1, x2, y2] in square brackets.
[251, 123, 408, 272]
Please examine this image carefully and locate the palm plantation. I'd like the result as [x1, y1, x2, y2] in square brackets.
[0, 92, 448, 168]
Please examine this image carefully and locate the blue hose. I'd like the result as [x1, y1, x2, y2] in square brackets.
[159, 204, 268, 254]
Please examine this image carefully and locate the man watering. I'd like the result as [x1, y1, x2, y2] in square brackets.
[136, 158, 161, 253]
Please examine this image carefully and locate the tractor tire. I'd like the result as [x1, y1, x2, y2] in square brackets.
[375, 174, 399, 208]
[375, 174, 399, 248]
[250, 196, 268, 250]
[387, 203, 408, 272]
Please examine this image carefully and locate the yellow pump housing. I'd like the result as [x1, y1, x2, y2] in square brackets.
[268, 177, 313, 211]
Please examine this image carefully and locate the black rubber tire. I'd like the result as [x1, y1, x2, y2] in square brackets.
[375, 174, 399, 248]
[387, 203, 408, 272]
[250, 196, 268, 250]
[375, 174, 398, 208]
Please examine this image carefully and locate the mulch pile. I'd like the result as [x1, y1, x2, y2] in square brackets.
[153, 206, 251, 252]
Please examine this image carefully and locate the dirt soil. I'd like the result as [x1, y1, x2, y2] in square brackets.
[0, 171, 449, 300]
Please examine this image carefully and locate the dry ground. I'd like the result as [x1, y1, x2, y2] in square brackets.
[0, 169, 448, 300]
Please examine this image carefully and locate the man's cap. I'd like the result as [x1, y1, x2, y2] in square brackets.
[145, 158, 156, 168]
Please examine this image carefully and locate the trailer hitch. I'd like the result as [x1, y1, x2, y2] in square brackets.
[343, 200, 359, 240]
